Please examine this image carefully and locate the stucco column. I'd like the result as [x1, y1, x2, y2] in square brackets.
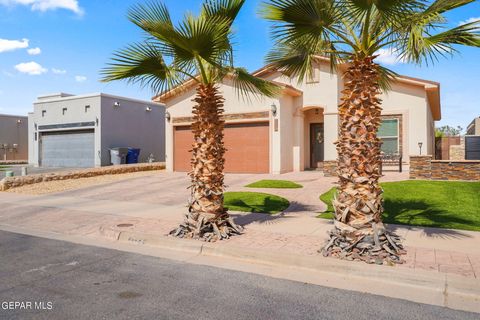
[323, 112, 339, 161]
[292, 109, 304, 172]
[271, 112, 281, 174]
[165, 120, 174, 172]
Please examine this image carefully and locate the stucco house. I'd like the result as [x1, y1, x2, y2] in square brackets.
[155, 57, 440, 174]
[29, 93, 165, 168]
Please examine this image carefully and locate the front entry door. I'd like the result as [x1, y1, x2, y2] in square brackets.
[310, 123, 324, 169]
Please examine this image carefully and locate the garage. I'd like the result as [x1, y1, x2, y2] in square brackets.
[174, 122, 269, 173]
[40, 130, 95, 167]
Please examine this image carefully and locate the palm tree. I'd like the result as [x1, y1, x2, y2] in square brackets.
[261, 0, 479, 263]
[102, 0, 278, 241]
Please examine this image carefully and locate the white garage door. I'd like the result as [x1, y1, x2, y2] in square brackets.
[40, 130, 95, 167]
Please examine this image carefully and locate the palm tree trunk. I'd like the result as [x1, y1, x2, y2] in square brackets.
[322, 57, 405, 264]
[170, 84, 242, 241]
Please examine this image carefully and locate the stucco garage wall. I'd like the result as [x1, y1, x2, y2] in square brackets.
[30, 95, 101, 166]
[100, 96, 165, 166]
[0, 114, 28, 161]
[164, 81, 277, 173]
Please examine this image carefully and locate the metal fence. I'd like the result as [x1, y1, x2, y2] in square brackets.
[465, 136, 480, 160]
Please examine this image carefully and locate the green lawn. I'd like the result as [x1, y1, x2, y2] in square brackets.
[224, 191, 290, 214]
[245, 179, 303, 189]
[318, 181, 480, 231]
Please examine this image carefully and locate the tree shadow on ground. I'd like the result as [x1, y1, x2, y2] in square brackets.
[225, 196, 289, 214]
[227, 196, 293, 226]
[230, 211, 294, 226]
[282, 200, 323, 214]
[384, 199, 474, 239]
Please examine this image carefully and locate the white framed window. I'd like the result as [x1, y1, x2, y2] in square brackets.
[378, 119, 399, 154]
[306, 68, 320, 84]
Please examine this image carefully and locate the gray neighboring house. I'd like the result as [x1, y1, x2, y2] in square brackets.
[0, 114, 28, 161]
[28, 93, 165, 168]
[466, 116, 480, 135]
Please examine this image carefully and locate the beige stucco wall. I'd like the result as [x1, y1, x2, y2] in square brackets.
[264, 64, 432, 164]
[163, 62, 436, 173]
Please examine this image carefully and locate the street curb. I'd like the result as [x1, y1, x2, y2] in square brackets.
[101, 226, 480, 314]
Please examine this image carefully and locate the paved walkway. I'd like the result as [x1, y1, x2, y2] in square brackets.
[0, 170, 478, 279]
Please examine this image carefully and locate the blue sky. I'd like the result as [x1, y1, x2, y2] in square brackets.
[0, 0, 479, 129]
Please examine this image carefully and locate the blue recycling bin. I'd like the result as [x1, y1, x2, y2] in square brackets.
[126, 148, 141, 164]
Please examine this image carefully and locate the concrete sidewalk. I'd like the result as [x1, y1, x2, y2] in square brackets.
[0, 190, 479, 272]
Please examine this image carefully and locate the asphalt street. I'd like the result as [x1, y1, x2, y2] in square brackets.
[0, 230, 478, 320]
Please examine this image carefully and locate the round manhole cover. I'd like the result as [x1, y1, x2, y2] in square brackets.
[117, 223, 134, 228]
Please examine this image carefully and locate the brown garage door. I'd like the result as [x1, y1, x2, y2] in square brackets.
[174, 122, 269, 173]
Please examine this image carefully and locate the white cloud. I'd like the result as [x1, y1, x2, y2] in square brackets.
[0, 38, 29, 53]
[27, 47, 41, 55]
[14, 61, 47, 75]
[0, 0, 84, 15]
[75, 75, 86, 82]
[375, 47, 406, 66]
[51, 68, 66, 74]
[459, 17, 480, 26]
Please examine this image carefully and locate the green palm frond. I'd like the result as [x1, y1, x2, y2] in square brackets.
[262, 0, 479, 88]
[376, 64, 398, 92]
[175, 14, 232, 67]
[265, 37, 346, 82]
[128, 1, 173, 31]
[260, 0, 349, 46]
[202, 0, 245, 26]
[101, 42, 183, 94]
[229, 67, 281, 101]
[398, 10, 480, 64]
[103, 0, 279, 100]
[425, 0, 476, 15]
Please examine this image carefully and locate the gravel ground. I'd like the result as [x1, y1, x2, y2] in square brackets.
[5, 170, 163, 195]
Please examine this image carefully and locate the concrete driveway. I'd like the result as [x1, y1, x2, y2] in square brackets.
[56, 171, 331, 209]
[49, 169, 408, 215]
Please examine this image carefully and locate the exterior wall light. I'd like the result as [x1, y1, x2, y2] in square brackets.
[418, 142, 423, 155]
[113, 101, 120, 108]
[165, 111, 171, 122]
[146, 106, 152, 112]
[16, 119, 22, 124]
[271, 103, 277, 117]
